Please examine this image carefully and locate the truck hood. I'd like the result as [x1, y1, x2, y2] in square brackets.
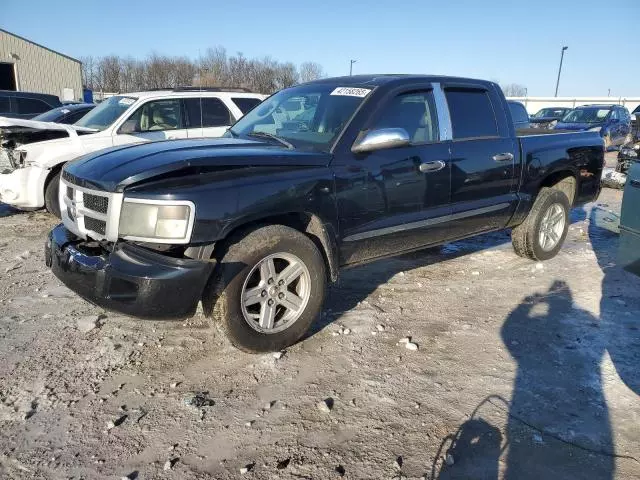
[0, 116, 96, 134]
[0, 116, 97, 156]
[554, 122, 603, 132]
[530, 116, 559, 123]
[63, 137, 332, 192]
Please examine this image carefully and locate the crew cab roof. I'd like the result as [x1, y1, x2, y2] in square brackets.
[120, 90, 265, 99]
[299, 74, 496, 88]
[575, 104, 619, 109]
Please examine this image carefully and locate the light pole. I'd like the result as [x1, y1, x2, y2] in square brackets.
[554, 46, 568, 97]
[349, 59, 357, 76]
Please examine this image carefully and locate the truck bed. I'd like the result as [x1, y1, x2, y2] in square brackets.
[516, 128, 584, 137]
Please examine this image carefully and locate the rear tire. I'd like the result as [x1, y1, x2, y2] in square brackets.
[511, 188, 570, 261]
[44, 171, 61, 218]
[203, 225, 326, 353]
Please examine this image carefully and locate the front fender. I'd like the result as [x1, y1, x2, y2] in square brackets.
[16, 131, 96, 170]
[123, 166, 339, 245]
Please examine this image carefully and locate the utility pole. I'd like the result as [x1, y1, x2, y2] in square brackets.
[349, 59, 357, 76]
[554, 46, 568, 97]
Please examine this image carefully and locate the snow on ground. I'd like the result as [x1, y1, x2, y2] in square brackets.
[0, 187, 639, 479]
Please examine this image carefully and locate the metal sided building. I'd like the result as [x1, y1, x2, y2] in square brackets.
[0, 28, 82, 101]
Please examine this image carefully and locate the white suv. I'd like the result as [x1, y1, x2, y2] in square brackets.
[0, 88, 266, 216]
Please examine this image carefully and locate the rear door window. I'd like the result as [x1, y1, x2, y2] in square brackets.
[201, 98, 232, 127]
[15, 97, 51, 114]
[184, 98, 232, 127]
[508, 102, 529, 126]
[183, 98, 203, 128]
[232, 97, 262, 115]
[445, 89, 499, 139]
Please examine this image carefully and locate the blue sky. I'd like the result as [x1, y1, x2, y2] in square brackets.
[3, 0, 639, 96]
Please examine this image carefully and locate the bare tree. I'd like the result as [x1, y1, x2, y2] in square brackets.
[502, 83, 528, 97]
[170, 56, 196, 87]
[96, 56, 122, 92]
[199, 47, 229, 86]
[80, 56, 97, 89]
[275, 62, 299, 90]
[299, 62, 324, 83]
[119, 57, 140, 92]
[82, 47, 324, 94]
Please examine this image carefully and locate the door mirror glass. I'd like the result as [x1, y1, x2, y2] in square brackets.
[351, 128, 410, 153]
[119, 119, 138, 134]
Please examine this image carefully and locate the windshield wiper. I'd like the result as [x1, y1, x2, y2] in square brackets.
[247, 131, 294, 149]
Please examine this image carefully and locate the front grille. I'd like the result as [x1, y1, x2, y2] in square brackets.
[61, 173, 120, 242]
[61, 170, 74, 183]
[84, 217, 106, 235]
[84, 193, 109, 214]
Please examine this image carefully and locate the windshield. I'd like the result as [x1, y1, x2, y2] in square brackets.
[32, 107, 67, 122]
[561, 107, 611, 124]
[75, 96, 137, 130]
[228, 84, 372, 152]
[532, 108, 567, 119]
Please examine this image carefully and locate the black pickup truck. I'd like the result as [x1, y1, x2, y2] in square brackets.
[46, 75, 605, 352]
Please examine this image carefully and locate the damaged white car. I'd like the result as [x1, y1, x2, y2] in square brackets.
[0, 88, 265, 216]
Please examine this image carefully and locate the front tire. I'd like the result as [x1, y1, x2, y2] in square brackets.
[511, 188, 570, 261]
[44, 171, 61, 218]
[203, 225, 326, 352]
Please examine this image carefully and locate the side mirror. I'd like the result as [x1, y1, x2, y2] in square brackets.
[119, 119, 138, 135]
[351, 128, 410, 154]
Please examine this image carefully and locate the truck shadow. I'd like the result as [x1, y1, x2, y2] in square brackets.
[311, 207, 588, 337]
[434, 281, 616, 480]
[431, 203, 640, 479]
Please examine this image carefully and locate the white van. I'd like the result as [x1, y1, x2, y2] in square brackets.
[0, 88, 265, 216]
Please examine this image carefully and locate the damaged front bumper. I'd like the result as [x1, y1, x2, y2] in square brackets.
[45, 224, 215, 319]
[0, 163, 48, 208]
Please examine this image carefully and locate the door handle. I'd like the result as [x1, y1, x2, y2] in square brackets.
[419, 160, 446, 173]
[493, 152, 514, 162]
[631, 180, 640, 189]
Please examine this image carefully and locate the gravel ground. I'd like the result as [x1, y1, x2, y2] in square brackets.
[0, 184, 639, 480]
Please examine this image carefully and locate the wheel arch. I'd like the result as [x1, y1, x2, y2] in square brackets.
[214, 212, 340, 283]
[538, 169, 577, 206]
[44, 161, 65, 192]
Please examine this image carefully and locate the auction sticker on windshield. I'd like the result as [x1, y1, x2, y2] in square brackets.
[118, 98, 135, 106]
[330, 87, 372, 97]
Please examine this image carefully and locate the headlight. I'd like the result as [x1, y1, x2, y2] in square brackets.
[10, 150, 27, 168]
[588, 126, 602, 132]
[622, 148, 638, 158]
[118, 200, 195, 243]
[547, 120, 558, 129]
